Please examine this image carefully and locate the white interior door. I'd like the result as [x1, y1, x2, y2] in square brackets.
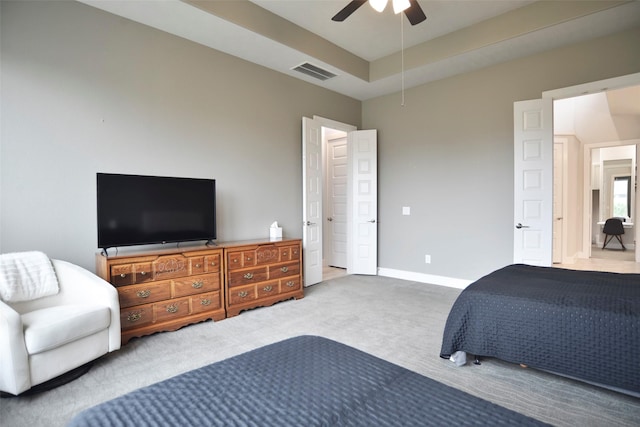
[327, 137, 348, 268]
[347, 130, 378, 275]
[302, 117, 323, 286]
[514, 99, 553, 266]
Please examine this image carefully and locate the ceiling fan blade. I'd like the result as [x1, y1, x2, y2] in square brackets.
[332, 0, 367, 22]
[404, 0, 427, 25]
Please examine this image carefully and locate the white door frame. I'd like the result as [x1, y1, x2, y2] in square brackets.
[553, 138, 567, 264]
[312, 116, 357, 134]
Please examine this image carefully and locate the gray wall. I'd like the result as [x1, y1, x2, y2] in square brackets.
[365, 27, 640, 279]
[0, 1, 360, 271]
[2, 1, 639, 281]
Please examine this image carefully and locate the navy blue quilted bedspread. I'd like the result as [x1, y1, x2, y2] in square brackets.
[69, 335, 548, 426]
[440, 264, 640, 394]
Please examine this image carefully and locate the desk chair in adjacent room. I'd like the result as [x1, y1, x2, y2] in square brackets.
[602, 218, 626, 250]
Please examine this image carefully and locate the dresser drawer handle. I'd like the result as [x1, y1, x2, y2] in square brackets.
[263, 285, 273, 292]
[210, 261, 216, 266]
[200, 298, 211, 306]
[192, 281, 204, 289]
[127, 312, 142, 322]
[195, 263, 201, 268]
[140, 271, 146, 276]
[246, 257, 252, 261]
[233, 258, 239, 263]
[280, 266, 289, 273]
[136, 290, 151, 298]
[238, 291, 248, 298]
[286, 281, 295, 288]
[120, 273, 126, 278]
[282, 251, 288, 257]
[166, 304, 179, 313]
[243, 273, 254, 280]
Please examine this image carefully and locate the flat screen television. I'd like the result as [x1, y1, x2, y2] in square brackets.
[97, 173, 216, 249]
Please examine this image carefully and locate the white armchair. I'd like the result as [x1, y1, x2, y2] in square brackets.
[0, 259, 120, 395]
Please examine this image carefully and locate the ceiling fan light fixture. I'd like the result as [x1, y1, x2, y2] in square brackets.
[369, 0, 387, 13]
[392, 0, 410, 14]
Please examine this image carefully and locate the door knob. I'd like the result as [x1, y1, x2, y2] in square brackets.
[327, 217, 333, 222]
[515, 223, 530, 229]
[305, 221, 316, 226]
[368, 219, 376, 223]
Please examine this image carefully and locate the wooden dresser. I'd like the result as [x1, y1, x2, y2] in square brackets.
[224, 239, 304, 317]
[96, 246, 226, 344]
[96, 238, 303, 343]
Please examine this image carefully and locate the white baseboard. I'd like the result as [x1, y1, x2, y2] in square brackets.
[377, 268, 473, 289]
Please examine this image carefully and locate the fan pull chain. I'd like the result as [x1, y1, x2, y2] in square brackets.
[401, 13, 405, 107]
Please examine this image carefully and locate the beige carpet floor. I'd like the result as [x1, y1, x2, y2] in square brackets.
[2, 274, 639, 426]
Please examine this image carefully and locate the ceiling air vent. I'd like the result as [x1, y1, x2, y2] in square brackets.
[292, 62, 337, 81]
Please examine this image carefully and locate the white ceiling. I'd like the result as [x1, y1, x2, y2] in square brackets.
[79, 0, 640, 100]
[251, 0, 534, 61]
[555, 85, 640, 145]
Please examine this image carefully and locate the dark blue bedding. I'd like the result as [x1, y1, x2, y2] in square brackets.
[68, 335, 548, 426]
[440, 264, 640, 395]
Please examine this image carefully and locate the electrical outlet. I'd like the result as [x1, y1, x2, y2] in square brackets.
[425, 254, 431, 264]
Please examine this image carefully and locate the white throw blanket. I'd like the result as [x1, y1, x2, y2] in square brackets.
[0, 251, 59, 302]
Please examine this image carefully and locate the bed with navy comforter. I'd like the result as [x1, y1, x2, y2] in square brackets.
[68, 335, 549, 426]
[440, 264, 640, 395]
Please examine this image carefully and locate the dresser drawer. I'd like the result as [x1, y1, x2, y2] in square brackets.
[228, 284, 256, 306]
[269, 261, 300, 280]
[289, 245, 300, 260]
[154, 298, 190, 322]
[120, 304, 154, 330]
[189, 256, 206, 275]
[280, 276, 301, 293]
[110, 264, 132, 286]
[173, 274, 221, 298]
[191, 291, 221, 314]
[254, 245, 280, 265]
[118, 281, 171, 308]
[257, 280, 279, 298]
[228, 267, 268, 287]
[153, 255, 189, 280]
[204, 254, 221, 273]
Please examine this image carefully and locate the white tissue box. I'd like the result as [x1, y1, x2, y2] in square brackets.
[270, 227, 282, 240]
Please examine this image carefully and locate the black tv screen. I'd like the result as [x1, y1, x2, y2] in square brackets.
[97, 173, 216, 249]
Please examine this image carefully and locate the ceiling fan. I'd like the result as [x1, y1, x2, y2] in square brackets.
[332, 0, 427, 25]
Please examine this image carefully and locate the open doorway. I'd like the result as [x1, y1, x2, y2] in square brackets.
[302, 116, 378, 285]
[323, 126, 349, 281]
[553, 84, 640, 269]
[588, 144, 637, 261]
